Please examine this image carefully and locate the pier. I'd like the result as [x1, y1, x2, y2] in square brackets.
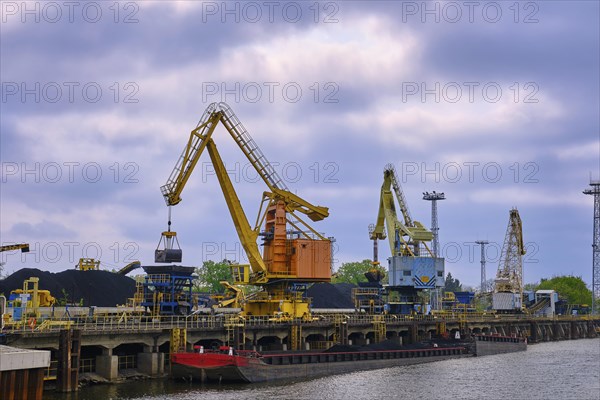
[3, 313, 599, 383]
[0, 345, 50, 400]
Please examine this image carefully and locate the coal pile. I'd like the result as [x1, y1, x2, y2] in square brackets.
[326, 338, 469, 353]
[326, 339, 404, 353]
[0, 268, 136, 307]
[306, 282, 355, 308]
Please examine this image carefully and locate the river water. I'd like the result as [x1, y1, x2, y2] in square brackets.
[46, 338, 600, 400]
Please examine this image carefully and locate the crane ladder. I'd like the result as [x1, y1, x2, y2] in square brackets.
[160, 103, 289, 205]
[218, 103, 289, 192]
[385, 163, 413, 227]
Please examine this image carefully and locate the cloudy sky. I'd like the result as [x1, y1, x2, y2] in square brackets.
[1, 1, 599, 289]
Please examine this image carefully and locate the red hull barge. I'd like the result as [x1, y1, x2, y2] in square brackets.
[171, 346, 468, 383]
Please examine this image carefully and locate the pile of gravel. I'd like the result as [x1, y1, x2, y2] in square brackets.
[306, 282, 356, 308]
[0, 268, 136, 307]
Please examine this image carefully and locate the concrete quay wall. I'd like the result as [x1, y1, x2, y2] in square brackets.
[3, 315, 599, 382]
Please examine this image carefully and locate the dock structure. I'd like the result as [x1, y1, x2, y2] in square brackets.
[0, 345, 50, 400]
[1, 313, 598, 383]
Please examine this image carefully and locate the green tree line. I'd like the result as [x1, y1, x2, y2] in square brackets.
[525, 276, 592, 305]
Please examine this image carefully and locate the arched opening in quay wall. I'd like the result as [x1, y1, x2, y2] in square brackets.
[305, 333, 327, 349]
[113, 343, 144, 372]
[192, 338, 224, 351]
[257, 336, 283, 351]
[348, 332, 365, 346]
[79, 345, 104, 375]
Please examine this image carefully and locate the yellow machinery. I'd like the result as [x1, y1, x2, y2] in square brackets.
[10, 277, 56, 320]
[215, 281, 244, 309]
[442, 292, 456, 302]
[0, 295, 6, 329]
[0, 243, 30, 253]
[76, 258, 100, 271]
[117, 260, 142, 275]
[159, 102, 332, 319]
[367, 224, 385, 277]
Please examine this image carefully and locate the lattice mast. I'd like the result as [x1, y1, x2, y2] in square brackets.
[475, 240, 489, 292]
[422, 191, 445, 311]
[583, 180, 600, 315]
[495, 209, 525, 301]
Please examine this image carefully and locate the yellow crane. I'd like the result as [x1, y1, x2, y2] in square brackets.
[158, 102, 332, 319]
[369, 164, 443, 314]
[370, 164, 433, 258]
[493, 208, 526, 312]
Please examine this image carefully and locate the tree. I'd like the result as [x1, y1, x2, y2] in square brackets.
[444, 272, 462, 292]
[481, 278, 495, 293]
[523, 282, 539, 292]
[536, 276, 592, 305]
[56, 288, 70, 306]
[194, 260, 233, 293]
[332, 259, 382, 285]
[473, 294, 491, 312]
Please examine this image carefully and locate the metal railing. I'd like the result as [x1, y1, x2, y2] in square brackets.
[309, 341, 335, 350]
[1, 312, 598, 335]
[79, 358, 96, 373]
[44, 360, 58, 381]
[118, 355, 137, 370]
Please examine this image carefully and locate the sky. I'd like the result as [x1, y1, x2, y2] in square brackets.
[1, 0, 599, 289]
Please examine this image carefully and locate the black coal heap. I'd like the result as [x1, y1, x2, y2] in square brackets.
[0, 268, 136, 307]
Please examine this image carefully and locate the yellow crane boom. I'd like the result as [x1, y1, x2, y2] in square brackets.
[158, 103, 332, 312]
[205, 138, 267, 279]
[0, 243, 29, 253]
[160, 102, 328, 221]
[386, 163, 414, 227]
[371, 165, 433, 257]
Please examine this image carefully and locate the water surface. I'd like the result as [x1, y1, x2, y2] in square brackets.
[46, 338, 600, 400]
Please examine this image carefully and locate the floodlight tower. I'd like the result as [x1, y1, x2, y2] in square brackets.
[423, 191, 445, 257]
[423, 191, 445, 311]
[475, 240, 489, 292]
[583, 180, 600, 315]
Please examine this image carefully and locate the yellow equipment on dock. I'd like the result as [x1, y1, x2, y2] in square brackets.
[10, 277, 56, 308]
[76, 258, 100, 271]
